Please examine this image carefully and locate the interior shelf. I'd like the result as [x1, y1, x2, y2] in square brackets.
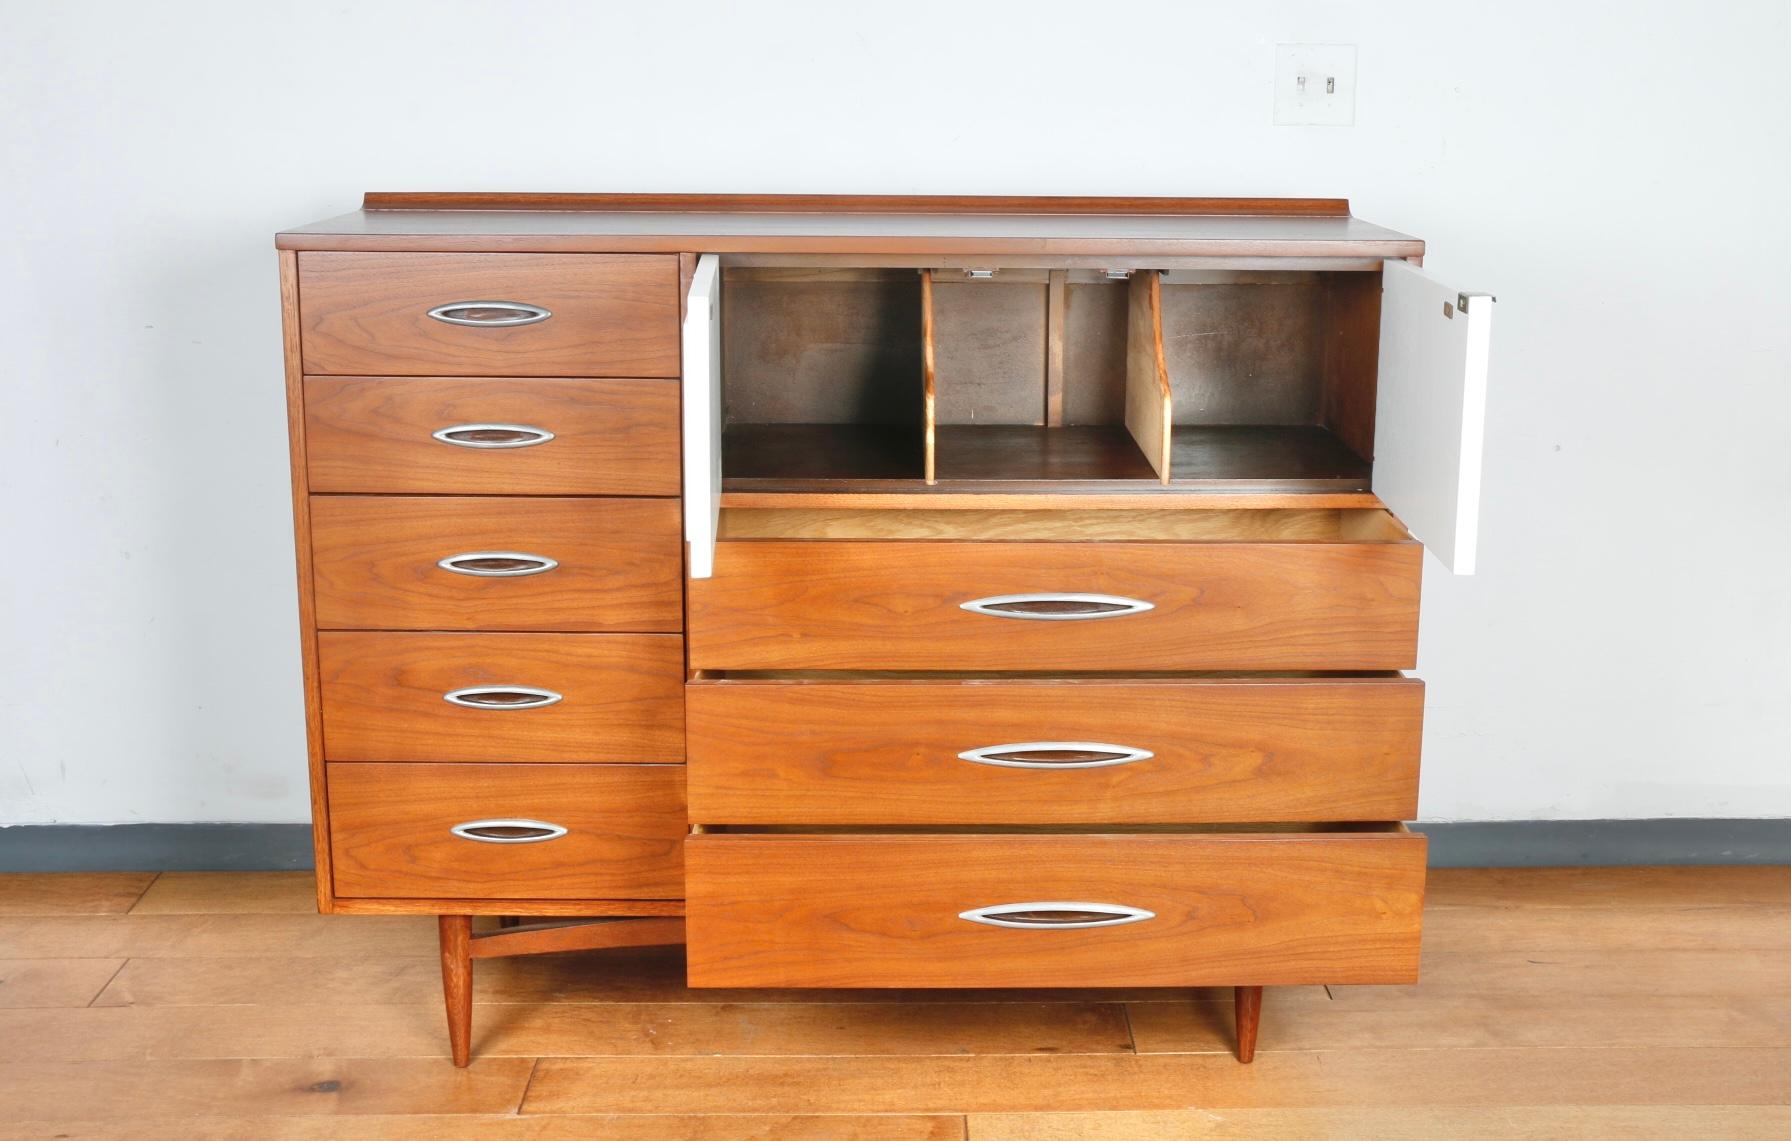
[723, 423, 1369, 493]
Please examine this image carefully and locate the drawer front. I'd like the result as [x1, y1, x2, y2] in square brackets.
[318, 632, 684, 762]
[329, 763, 685, 899]
[310, 496, 682, 633]
[687, 676, 1422, 824]
[689, 540, 1421, 671]
[298, 252, 680, 377]
[686, 830, 1425, 987]
[304, 377, 679, 496]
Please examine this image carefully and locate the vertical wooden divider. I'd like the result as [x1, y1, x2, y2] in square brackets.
[1045, 269, 1067, 426]
[1126, 270, 1174, 483]
[920, 269, 938, 484]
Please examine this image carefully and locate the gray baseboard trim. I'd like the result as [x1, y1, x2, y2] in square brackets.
[1415, 819, 1791, 867]
[0, 824, 315, 873]
[0, 819, 1786, 873]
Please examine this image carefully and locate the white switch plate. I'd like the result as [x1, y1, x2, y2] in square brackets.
[1274, 44, 1357, 126]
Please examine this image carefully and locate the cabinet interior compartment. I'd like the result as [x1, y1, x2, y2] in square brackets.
[718, 265, 1381, 493]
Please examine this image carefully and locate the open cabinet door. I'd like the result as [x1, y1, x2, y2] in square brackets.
[683, 254, 722, 579]
[1373, 259, 1494, 575]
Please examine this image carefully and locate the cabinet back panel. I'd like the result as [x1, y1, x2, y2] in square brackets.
[721, 274, 923, 424]
[1159, 282, 1326, 425]
[1062, 281, 1130, 426]
[931, 279, 1049, 425]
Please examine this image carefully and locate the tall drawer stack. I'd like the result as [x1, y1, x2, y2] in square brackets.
[682, 507, 1430, 989]
[282, 250, 689, 912]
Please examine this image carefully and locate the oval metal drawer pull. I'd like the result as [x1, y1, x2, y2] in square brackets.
[443, 686, 563, 710]
[450, 819, 568, 844]
[426, 300, 552, 327]
[958, 742, 1155, 769]
[959, 902, 1157, 930]
[437, 551, 559, 578]
[432, 423, 556, 449]
[960, 593, 1155, 621]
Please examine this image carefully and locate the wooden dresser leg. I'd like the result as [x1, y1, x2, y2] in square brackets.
[1234, 985, 1262, 1063]
[439, 915, 473, 1067]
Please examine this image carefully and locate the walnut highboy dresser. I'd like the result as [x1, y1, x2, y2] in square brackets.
[277, 193, 1492, 1067]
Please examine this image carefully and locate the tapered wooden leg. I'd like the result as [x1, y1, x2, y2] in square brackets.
[1234, 985, 1262, 1063]
[439, 915, 473, 1067]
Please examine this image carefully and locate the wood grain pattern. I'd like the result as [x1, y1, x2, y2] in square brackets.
[318, 632, 683, 762]
[967, 1108, 1791, 1140]
[688, 537, 1421, 671]
[438, 916, 472, 1066]
[686, 675, 1422, 824]
[1124, 272, 1172, 483]
[128, 872, 318, 915]
[717, 506, 1402, 540]
[361, 192, 1356, 216]
[522, 1048, 1791, 1114]
[468, 918, 686, 960]
[329, 764, 685, 900]
[329, 898, 684, 918]
[309, 496, 681, 632]
[0, 1115, 966, 1140]
[921, 270, 937, 484]
[281, 249, 335, 913]
[685, 829, 1426, 988]
[303, 377, 680, 495]
[0, 1057, 536, 1119]
[298, 252, 680, 377]
[0, 874, 154, 915]
[719, 491, 1385, 511]
[1320, 271, 1384, 461]
[0, 959, 127, 1008]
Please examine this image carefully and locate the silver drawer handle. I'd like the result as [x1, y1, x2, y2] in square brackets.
[958, 742, 1155, 769]
[450, 819, 568, 844]
[443, 686, 563, 710]
[437, 551, 559, 578]
[426, 300, 552, 327]
[432, 423, 556, 449]
[960, 593, 1155, 621]
[959, 902, 1157, 930]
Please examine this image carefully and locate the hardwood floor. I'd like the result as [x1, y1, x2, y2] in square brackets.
[0, 869, 1787, 1138]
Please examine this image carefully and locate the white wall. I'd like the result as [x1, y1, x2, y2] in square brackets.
[3, 0, 1787, 824]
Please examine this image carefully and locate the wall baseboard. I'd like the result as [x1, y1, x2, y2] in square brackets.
[0, 819, 1787, 873]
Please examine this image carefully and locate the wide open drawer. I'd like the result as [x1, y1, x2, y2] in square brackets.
[685, 824, 1425, 987]
[328, 762, 685, 900]
[310, 496, 682, 633]
[686, 672, 1422, 824]
[687, 509, 1421, 671]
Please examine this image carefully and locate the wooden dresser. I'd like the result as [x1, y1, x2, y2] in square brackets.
[277, 193, 1492, 1066]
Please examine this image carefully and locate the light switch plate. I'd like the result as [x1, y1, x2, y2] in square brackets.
[1274, 44, 1357, 126]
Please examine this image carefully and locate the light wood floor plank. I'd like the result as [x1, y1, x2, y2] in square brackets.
[1426, 866, 1791, 909]
[521, 1048, 1791, 1114]
[0, 958, 126, 1008]
[0, 873, 156, 915]
[0, 1116, 965, 1140]
[0, 1000, 1132, 1060]
[1128, 992, 1791, 1051]
[130, 872, 318, 915]
[0, 913, 435, 958]
[967, 1106, 1791, 1140]
[1372, 948, 1791, 997]
[1421, 903, 1791, 951]
[0, 1058, 534, 1120]
[92, 949, 1225, 1007]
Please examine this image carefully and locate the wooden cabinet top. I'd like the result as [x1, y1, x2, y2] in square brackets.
[277, 193, 1422, 258]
